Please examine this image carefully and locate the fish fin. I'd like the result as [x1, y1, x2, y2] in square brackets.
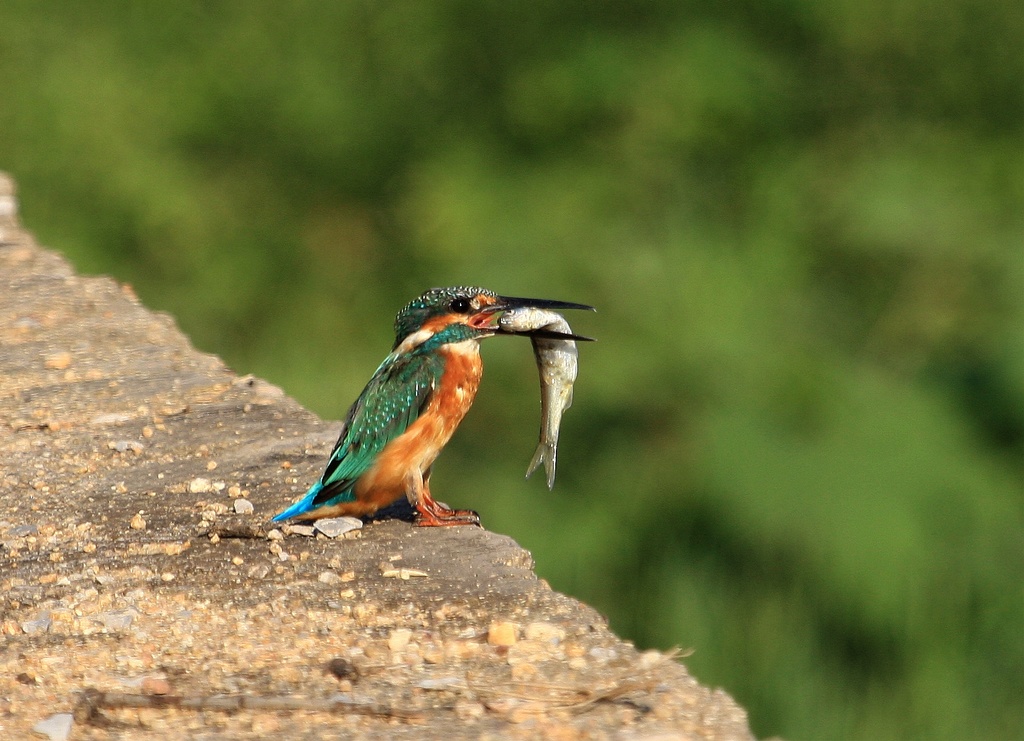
[525, 442, 557, 490]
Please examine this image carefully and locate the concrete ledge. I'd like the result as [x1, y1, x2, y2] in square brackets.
[0, 172, 753, 740]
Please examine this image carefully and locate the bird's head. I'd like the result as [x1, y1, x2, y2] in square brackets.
[393, 286, 593, 352]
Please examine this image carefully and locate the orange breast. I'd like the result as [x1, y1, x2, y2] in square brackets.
[354, 344, 483, 508]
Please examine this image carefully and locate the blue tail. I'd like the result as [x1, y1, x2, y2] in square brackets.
[272, 481, 325, 522]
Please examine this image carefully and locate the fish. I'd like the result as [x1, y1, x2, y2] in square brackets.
[499, 307, 581, 489]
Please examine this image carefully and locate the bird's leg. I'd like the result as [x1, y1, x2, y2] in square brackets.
[406, 467, 480, 527]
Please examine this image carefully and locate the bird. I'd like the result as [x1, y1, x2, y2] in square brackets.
[272, 286, 593, 527]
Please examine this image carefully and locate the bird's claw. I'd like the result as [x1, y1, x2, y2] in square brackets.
[413, 499, 481, 527]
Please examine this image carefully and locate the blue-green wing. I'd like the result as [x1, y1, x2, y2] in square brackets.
[311, 350, 443, 506]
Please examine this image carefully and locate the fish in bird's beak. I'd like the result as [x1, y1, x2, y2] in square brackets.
[472, 295, 596, 341]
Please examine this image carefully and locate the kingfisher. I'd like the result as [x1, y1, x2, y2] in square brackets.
[273, 286, 593, 527]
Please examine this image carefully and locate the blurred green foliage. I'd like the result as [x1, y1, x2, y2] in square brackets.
[2, 2, 1021, 738]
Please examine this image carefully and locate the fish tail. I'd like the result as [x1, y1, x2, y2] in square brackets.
[525, 442, 557, 490]
[272, 481, 325, 522]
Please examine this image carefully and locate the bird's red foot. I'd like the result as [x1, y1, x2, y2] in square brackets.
[413, 497, 480, 527]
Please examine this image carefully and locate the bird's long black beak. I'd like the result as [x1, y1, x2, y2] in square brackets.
[494, 295, 596, 313]
[482, 295, 596, 342]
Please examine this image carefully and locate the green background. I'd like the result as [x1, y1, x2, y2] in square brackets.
[2, 3, 1021, 738]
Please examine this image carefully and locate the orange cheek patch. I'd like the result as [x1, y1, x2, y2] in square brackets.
[421, 315, 460, 333]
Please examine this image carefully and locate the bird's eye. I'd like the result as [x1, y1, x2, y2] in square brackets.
[450, 297, 472, 313]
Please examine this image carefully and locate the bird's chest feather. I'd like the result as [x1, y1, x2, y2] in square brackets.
[429, 342, 483, 430]
[402, 342, 482, 461]
[357, 342, 482, 499]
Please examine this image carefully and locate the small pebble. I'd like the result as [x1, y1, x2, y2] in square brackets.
[325, 657, 358, 680]
[388, 628, 412, 652]
[510, 662, 539, 681]
[21, 611, 52, 636]
[95, 609, 135, 631]
[32, 713, 74, 741]
[247, 564, 271, 579]
[188, 478, 213, 494]
[313, 517, 363, 538]
[446, 640, 481, 661]
[487, 621, 518, 647]
[318, 571, 341, 585]
[284, 524, 315, 537]
[524, 621, 566, 644]
[44, 352, 73, 370]
[201, 502, 229, 516]
[141, 676, 171, 695]
[2, 620, 23, 635]
[638, 649, 665, 670]
[110, 440, 144, 454]
[129, 513, 147, 530]
[380, 567, 428, 579]
[233, 499, 254, 514]
[352, 603, 378, 623]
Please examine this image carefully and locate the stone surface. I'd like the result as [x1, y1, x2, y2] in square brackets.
[0, 172, 754, 740]
[31, 713, 74, 741]
[233, 498, 255, 515]
[314, 516, 363, 538]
